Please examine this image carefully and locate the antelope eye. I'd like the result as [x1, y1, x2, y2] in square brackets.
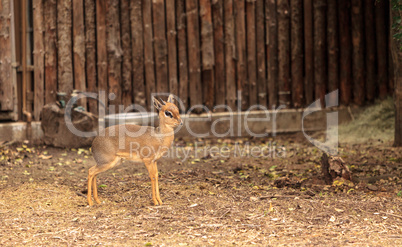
[164, 111, 173, 118]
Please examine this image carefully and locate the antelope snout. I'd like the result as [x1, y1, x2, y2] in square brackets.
[180, 119, 183, 126]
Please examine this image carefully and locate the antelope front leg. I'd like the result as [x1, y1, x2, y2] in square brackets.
[145, 160, 159, 205]
[153, 161, 163, 205]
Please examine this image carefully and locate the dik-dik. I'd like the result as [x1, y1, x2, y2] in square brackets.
[88, 94, 182, 206]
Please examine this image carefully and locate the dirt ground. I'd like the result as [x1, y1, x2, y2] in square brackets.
[0, 133, 401, 246]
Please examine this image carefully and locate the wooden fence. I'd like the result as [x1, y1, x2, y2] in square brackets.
[6, 0, 395, 121]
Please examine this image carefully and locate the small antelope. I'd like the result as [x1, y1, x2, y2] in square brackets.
[87, 94, 182, 206]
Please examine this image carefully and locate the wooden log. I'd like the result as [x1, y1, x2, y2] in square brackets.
[266, 0, 278, 108]
[277, 0, 290, 107]
[186, 0, 203, 109]
[33, 0, 44, 120]
[327, 0, 338, 104]
[153, 0, 168, 94]
[303, 0, 313, 105]
[313, 0, 327, 107]
[96, 0, 108, 107]
[235, 0, 248, 109]
[246, 0, 257, 107]
[338, 0, 352, 105]
[121, 0, 133, 107]
[73, 0, 86, 108]
[44, 0, 58, 105]
[176, 0, 189, 108]
[131, 0, 146, 107]
[290, 0, 303, 108]
[106, 0, 122, 106]
[85, 0, 97, 114]
[200, 0, 215, 110]
[364, 0, 375, 102]
[375, 0, 388, 99]
[57, 0, 73, 95]
[166, 0, 178, 98]
[351, 0, 364, 105]
[143, 0, 156, 110]
[224, 0, 237, 110]
[212, 0, 225, 109]
[256, 0, 267, 108]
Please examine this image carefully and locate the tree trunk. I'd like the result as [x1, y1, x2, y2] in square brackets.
[186, 0, 203, 109]
[142, 0, 156, 109]
[313, 0, 326, 107]
[121, 0, 133, 107]
[96, 0, 108, 106]
[339, 0, 352, 105]
[153, 0, 168, 94]
[85, 0, 97, 114]
[33, 0, 44, 120]
[290, 0, 303, 108]
[277, 0, 290, 107]
[73, 0, 86, 108]
[376, 0, 388, 99]
[364, 0, 376, 102]
[390, 4, 402, 146]
[131, 0, 146, 107]
[351, 0, 365, 105]
[176, 0, 189, 109]
[224, 0, 236, 110]
[200, 0, 215, 110]
[266, 0, 278, 108]
[44, 0, 57, 105]
[235, 0, 248, 109]
[246, 0, 257, 107]
[106, 0, 122, 106]
[303, 0, 313, 105]
[212, 0, 225, 109]
[327, 0, 339, 104]
[57, 0, 73, 95]
[256, 0, 267, 108]
[166, 0, 178, 98]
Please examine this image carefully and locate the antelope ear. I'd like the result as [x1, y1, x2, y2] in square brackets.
[153, 97, 163, 111]
[167, 94, 174, 103]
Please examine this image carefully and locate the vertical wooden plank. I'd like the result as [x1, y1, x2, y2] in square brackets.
[313, 0, 327, 106]
[57, 0, 73, 95]
[186, 0, 203, 108]
[290, 0, 303, 108]
[364, 0, 376, 102]
[131, 1, 146, 107]
[351, 0, 364, 105]
[235, 0, 248, 109]
[73, 0, 86, 108]
[85, 0, 97, 114]
[44, 0, 57, 105]
[327, 0, 339, 101]
[176, 0, 188, 108]
[200, 0, 215, 110]
[256, 0, 267, 108]
[339, 0, 352, 105]
[33, 0, 44, 120]
[224, 0, 236, 110]
[375, 0, 388, 99]
[303, 0, 313, 105]
[153, 0, 168, 94]
[0, 0, 13, 111]
[277, 0, 290, 107]
[96, 0, 108, 107]
[212, 0, 225, 108]
[106, 0, 122, 106]
[266, 0, 278, 108]
[121, 0, 132, 107]
[246, 0, 257, 106]
[166, 0, 178, 98]
[143, 0, 156, 109]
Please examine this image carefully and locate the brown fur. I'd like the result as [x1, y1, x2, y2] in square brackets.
[87, 94, 182, 206]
